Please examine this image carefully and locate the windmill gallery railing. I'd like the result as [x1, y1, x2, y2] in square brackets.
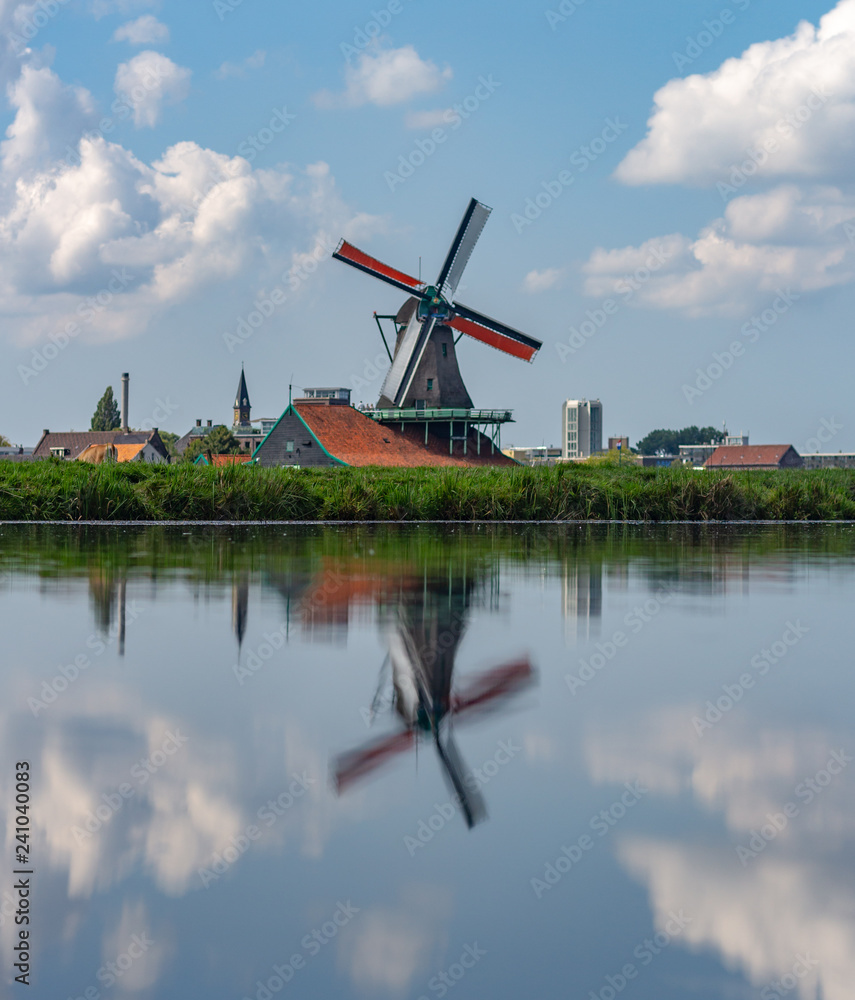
[367, 407, 513, 456]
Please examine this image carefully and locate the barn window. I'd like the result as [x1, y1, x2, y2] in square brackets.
[442, 343, 448, 357]
[427, 379, 434, 391]
[286, 440, 295, 453]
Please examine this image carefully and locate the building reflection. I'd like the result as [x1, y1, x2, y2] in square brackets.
[562, 560, 603, 641]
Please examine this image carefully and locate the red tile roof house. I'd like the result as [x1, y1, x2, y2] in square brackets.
[252, 398, 517, 468]
[705, 445, 803, 470]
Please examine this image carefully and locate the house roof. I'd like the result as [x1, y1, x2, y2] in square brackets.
[705, 445, 799, 468]
[33, 430, 168, 460]
[114, 443, 146, 462]
[292, 403, 516, 467]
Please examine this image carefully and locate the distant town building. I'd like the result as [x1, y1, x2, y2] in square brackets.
[33, 430, 169, 463]
[502, 445, 562, 466]
[705, 445, 802, 470]
[799, 453, 855, 469]
[680, 433, 749, 467]
[608, 437, 629, 452]
[562, 399, 602, 460]
[640, 455, 679, 468]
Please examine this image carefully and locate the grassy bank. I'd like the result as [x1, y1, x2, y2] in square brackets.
[2, 460, 855, 521]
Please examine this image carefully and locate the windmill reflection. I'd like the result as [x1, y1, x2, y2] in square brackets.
[329, 564, 535, 829]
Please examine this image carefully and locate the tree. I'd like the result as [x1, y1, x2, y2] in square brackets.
[91, 387, 121, 431]
[635, 426, 725, 456]
[0, 435, 10, 447]
[182, 425, 241, 462]
[158, 431, 180, 459]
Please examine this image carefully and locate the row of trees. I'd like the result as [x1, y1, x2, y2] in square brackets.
[634, 426, 725, 456]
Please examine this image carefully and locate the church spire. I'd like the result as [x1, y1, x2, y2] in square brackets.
[234, 365, 251, 427]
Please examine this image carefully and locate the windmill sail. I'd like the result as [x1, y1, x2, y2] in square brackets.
[333, 240, 428, 299]
[379, 312, 438, 407]
[449, 304, 541, 362]
[436, 198, 492, 301]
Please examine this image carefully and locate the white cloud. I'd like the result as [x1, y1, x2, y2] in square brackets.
[522, 267, 564, 293]
[583, 190, 855, 316]
[404, 108, 451, 129]
[587, 712, 855, 1000]
[616, 0, 855, 187]
[314, 44, 452, 109]
[0, 126, 379, 345]
[112, 14, 170, 45]
[1, 64, 97, 176]
[215, 49, 266, 80]
[114, 50, 191, 128]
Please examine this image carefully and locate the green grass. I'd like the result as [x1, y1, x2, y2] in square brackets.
[3, 460, 855, 521]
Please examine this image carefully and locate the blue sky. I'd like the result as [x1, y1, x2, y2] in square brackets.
[0, 0, 849, 449]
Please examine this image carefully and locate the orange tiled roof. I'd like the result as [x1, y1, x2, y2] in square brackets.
[114, 443, 145, 462]
[209, 454, 252, 466]
[705, 445, 798, 468]
[294, 403, 515, 467]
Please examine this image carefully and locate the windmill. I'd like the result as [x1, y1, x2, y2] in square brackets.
[332, 579, 536, 829]
[333, 198, 542, 409]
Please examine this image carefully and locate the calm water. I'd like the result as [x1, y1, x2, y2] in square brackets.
[1, 523, 853, 1000]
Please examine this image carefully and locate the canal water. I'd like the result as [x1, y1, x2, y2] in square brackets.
[1, 523, 852, 999]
